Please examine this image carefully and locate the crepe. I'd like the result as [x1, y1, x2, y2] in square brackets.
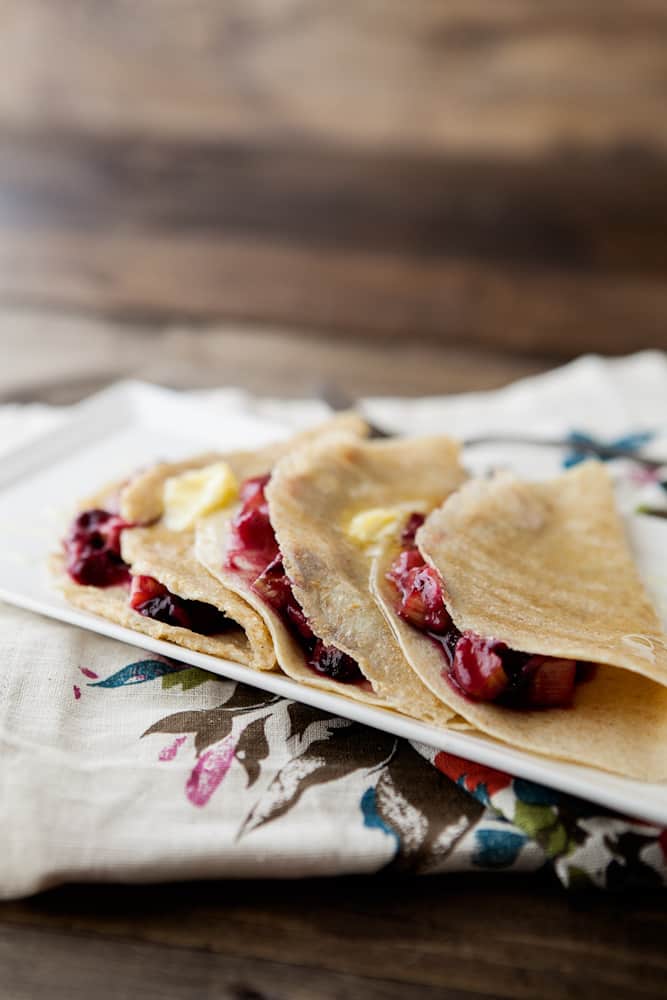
[194, 422, 393, 704]
[119, 412, 368, 524]
[264, 435, 468, 722]
[371, 462, 667, 779]
[56, 413, 367, 672]
[52, 475, 275, 669]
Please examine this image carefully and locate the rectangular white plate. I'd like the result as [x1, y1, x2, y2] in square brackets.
[1, 380, 666, 824]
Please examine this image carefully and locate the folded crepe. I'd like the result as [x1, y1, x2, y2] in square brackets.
[371, 462, 667, 779]
[261, 434, 468, 721]
[55, 413, 366, 673]
[196, 432, 389, 705]
[53, 474, 276, 669]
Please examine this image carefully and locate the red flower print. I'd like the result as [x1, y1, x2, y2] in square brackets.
[434, 752, 512, 797]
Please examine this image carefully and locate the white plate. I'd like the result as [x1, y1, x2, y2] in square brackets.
[1, 380, 666, 824]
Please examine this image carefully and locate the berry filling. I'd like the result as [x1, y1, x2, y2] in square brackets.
[64, 509, 133, 588]
[387, 548, 451, 634]
[226, 476, 365, 685]
[129, 575, 233, 635]
[65, 510, 233, 636]
[386, 514, 592, 709]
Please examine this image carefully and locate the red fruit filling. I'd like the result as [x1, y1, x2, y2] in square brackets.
[521, 656, 578, 708]
[401, 511, 426, 545]
[64, 509, 133, 588]
[129, 575, 233, 635]
[307, 640, 364, 684]
[387, 549, 451, 634]
[386, 514, 589, 709]
[226, 475, 365, 685]
[225, 474, 279, 575]
[450, 634, 509, 701]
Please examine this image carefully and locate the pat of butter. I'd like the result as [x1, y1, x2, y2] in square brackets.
[163, 462, 239, 531]
[347, 504, 424, 550]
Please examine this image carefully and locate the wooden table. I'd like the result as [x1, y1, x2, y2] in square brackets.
[1, 4, 666, 997]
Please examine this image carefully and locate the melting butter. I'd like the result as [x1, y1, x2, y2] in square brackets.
[163, 462, 239, 531]
[347, 503, 426, 553]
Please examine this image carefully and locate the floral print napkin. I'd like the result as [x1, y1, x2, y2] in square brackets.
[1, 352, 666, 898]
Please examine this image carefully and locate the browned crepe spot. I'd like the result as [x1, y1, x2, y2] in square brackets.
[418, 462, 667, 686]
[266, 435, 467, 723]
[371, 538, 667, 780]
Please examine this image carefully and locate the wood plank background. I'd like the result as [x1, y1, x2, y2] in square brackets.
[3, 875, 667, 1000]
[1, 5, 667, 998]
[0, 0, 665, 361]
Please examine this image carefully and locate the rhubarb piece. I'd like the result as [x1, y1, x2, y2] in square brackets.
[386, 549, 450, 634]
[129, 574, 165, 609]
[523, 657, 577, 708]
[225, 476, 279, 574]
[450, 633, 510, 701]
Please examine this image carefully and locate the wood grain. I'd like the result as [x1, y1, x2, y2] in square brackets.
[0, 924, 460, 1000]
[1, 2, 666, 352]
[1, 876, 666, 999]
[1, 4, 667, 996]
[0, 308, 549, 403]
[0, 132, 666, 354]
[2, 1, 667, 156]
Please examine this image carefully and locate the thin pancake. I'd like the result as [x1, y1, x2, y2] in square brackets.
[266, 435, 467, 723]
[371, 536, 667, 780]
[120, 413, 368, 524]
[196, 507, 386, 704]
[53, 474, 273, 668]
[376, 461, 667, 779]
[418, 463, 667, 686]
[53, 551, 254, 663]
[56, 414, 368, 672]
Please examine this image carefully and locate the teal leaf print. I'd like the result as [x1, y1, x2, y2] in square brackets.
[513, 778, 560, 807]
[89, 659, 183, 688]
[564, 429, 654, 468]
[472, 828, 527, 869]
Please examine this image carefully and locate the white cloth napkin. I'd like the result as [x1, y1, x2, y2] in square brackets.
[1, 351, 665, 899]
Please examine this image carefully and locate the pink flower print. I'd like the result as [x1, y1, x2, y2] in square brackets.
[627, 465, 665, 487]
[73, 685, 81, 700]
[159, 735, 187, 762]
[186, 735, 236, 807]
[80, 667, 99, 679]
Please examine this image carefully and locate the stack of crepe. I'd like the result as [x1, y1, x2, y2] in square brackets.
[53, 416, 667, 780]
